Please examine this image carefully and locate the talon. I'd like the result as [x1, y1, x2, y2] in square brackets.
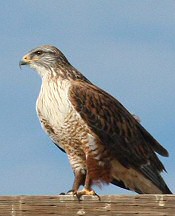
[74, 191, 82, 202]
[66, 189, 74, 195]
[59, 192, 66, 195]
[93, 191, 101, 201]
[59, 189, 74, 195]
[74, 189, 101, 201]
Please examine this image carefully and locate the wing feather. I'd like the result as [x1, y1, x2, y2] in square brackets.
[69, 81, 170, 186]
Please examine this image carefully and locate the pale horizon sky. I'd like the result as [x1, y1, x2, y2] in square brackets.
[0, 0, 174, 195]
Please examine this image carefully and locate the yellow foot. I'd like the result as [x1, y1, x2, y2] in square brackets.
[74, 189, 101, 201]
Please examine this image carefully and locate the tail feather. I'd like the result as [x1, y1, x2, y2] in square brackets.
[111, 179, 142, 194]
[111, 160, 172, 194]
[139, 164, 172, 194]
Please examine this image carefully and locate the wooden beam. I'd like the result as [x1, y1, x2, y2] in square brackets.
[0, 195, 174, 215]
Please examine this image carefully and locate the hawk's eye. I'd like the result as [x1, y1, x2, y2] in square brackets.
[35, 50, 43, 56]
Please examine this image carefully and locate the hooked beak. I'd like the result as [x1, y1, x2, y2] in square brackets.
[19, 54, 31, 69]
[19, 60, 26, 69]
[19, 60, 27, 68]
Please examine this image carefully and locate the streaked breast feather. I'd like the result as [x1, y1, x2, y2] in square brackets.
[36, 77, 72, 130]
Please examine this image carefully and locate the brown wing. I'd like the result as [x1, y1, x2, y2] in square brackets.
[69, 81, 170, 191]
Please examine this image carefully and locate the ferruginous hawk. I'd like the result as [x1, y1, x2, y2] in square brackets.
[20, 45, 172, 197]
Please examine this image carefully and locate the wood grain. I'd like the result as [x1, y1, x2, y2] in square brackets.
[0, 195, 174, 216]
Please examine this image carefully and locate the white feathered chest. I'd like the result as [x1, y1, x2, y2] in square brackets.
[36, 76, 73, 143]
[36, 75, 94, 155]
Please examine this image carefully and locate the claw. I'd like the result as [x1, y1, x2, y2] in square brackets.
[66, 189, 74, 195]
[74, 189, 101, 201]
[59, 192, 66, 195]
[59, 189, 74, 195]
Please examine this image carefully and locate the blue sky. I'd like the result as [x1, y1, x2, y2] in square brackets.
[0, 0, 175, 195]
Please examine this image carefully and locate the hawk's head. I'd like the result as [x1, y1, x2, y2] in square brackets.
[20, 45, 70, 77]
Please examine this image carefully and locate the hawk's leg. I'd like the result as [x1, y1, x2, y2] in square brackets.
[75, 173, 101, 201]
[59, 168, 86, 195]
[72, 168, 86, 193]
